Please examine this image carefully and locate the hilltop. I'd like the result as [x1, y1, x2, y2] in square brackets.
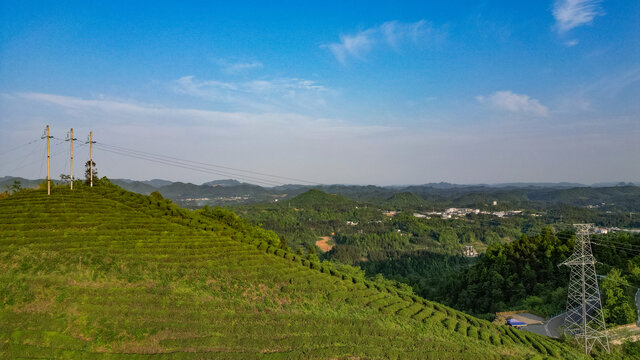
[0, 182, 587, 359]
[286, 188, 355, 209]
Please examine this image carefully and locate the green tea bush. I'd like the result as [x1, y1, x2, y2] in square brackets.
[0, 185, 583, 359]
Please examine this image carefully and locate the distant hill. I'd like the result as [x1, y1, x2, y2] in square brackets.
[110, 179, 157, 195]
[202, 179, 243, 187]
[527, 185, 640, 211]
[142, 178, 174, 187]
[5, 176, 640, 212]
[488, 182, 586, 188]
[0, 176, 51, 189]
[108, 179, 281, 207]
[287, 189, 355, 209]
[385, 191, 427, 209]
[0, 183, 585, 358]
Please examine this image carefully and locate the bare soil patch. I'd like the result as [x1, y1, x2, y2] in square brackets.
[315, 236, 333, 252]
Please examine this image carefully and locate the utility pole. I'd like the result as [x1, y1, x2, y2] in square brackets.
[560, 224, 609, 355]
[87, 132, 96, 187]
[66, 128, 77, 190]
[41, 125, 54, 195]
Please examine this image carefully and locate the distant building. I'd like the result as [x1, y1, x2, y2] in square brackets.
[492, 201, 498, 206]
[462, 245, 478, 257]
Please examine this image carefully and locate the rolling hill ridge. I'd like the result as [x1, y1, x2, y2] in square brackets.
[0, 183, 587, 359]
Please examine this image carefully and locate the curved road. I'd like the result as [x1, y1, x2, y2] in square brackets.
[544, 313, 565, 338]
[516, 313, 564, 338]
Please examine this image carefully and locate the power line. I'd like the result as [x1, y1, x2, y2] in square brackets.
[93, 144, 284, 186]
[597, 274, 635, 288]
[555, 230, 640, 255]
[0, 138, 42, 157]
[591, 241, 640, 255]
[555, 232, 640, 249]
[95, 141, 321, 185]
[2, 140, 49, 175]
[591, 238, 640, 250]
[94, 145, 285, 187]
[94, 144, 283, 187]
[93, 143, 295, 187]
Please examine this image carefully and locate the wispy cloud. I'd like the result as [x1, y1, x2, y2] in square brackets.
[173, 75, 330, 112]
[476, 91, 548, 117]
[565, 39, 579, 47]
[326, 30, 375, 64]
[215, 59, 263, 74]
[323, 20, 444, 64]
[576, 67, 640, 101]
[553, 0, 604, 33]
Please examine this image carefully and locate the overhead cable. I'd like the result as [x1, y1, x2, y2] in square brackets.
[95, 141, 320, 185]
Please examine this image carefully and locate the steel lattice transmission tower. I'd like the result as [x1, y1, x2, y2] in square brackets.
[560, 224, 610, 355]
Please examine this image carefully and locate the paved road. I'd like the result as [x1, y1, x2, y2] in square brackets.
[517, 313, 565, 338]
[545, 313, 565, 338]
[521, 324, 548, 336]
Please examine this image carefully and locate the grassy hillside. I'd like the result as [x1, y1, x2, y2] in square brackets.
[0, 184, 586, 359]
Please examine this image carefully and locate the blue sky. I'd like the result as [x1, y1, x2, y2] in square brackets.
[1, 1, 638, 185]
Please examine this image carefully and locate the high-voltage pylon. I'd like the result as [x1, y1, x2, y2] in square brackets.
[560, 224, 609, 355]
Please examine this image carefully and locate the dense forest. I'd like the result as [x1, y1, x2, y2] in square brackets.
[433, 230, 640, 325]
[230, 188, 640, 329]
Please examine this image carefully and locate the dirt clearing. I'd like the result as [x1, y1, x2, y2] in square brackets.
[315, 236, 333, 252]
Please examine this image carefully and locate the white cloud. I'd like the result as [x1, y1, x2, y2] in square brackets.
[6, 92, 374, 132]
[215, 59, 263, 74]
[172, 75, 330, 112]
[380, 20, 428, 48]
[323, 20, 443, 64]
[565, 39, 579, 47]
[327, 31, 375, 64]
[553, 0, 603, 33]
[477, 91, 549, 117]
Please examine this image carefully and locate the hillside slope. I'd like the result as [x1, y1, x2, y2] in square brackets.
[0, 184, 586, 359]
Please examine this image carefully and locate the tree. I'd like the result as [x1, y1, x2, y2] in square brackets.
[84, 160, 97, 184]
[307, 244, 320, 262]
[6, 180, 22, 194]
[60, 174, 71, 183]
[601, 268, 636, 325]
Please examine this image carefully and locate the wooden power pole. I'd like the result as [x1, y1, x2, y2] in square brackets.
[88, 131, 96, 187]
[66, 128, 77, 190]
[47, 125, 50, 195]
[41, 125, 54, 195]
[70, 128, 74, 190]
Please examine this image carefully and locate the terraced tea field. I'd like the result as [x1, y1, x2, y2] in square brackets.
[0, 184, 585, 359]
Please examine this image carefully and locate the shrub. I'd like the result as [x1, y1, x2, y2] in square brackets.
[467, 326, 478, 339]
[442, 318, 457, 331]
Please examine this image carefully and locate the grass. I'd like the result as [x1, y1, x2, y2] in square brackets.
[0, 183, 587, 359]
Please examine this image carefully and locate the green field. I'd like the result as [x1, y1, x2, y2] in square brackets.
[0, 184, 586, 359]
